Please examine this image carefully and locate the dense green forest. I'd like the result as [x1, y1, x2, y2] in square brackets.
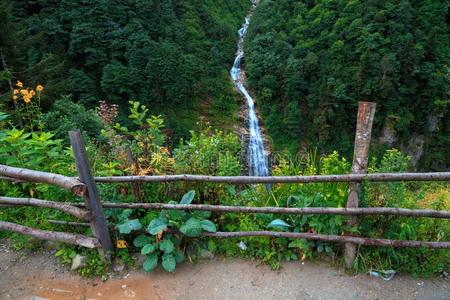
[0, 0, 248, 141]
[246, 0, 449, 170]
[0, 0, 449, 277]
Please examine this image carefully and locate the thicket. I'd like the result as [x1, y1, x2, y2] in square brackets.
[0, 0, 248, 142]
[245, 0, 449, 170]
[0, 98, 448, 277]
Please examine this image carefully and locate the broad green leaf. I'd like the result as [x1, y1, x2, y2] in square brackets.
[288, 239, 309, 251]
[180, 190, 195, 205]
[143, 253, 158, 272]
[180, 217, 202, 237]
[0, 112, 9, 122]
[147, 218, 168, 235]
[168, 209, 185, 220]
[192, 210, 211, 219]
[207, 240, 217, 253]
[141, 243, 156, 255]
[117, 219, 142, 234]
[118, 209, 133, 222]
[317, 244, 324, 253]
[162, 253, 176, 272]
[133, 235, 150, 248]
[174, 249, 185, 263]
[267, 219, 291, 231]
[200, 220, 216, 232]
[159, 238, 175, 253]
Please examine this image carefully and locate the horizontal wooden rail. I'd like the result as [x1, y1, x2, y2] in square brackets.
[92, 172, 450, 184]
[0, 196, 90, 220]
[44, 222, 450, 248]
[0, 176, 25, 183]
[0, 165, 86, 196]
[0, 221, 100, 248]
[200, 231, 450, 248]
[48, 220, 91, 227]
[72, 202, 450, 219]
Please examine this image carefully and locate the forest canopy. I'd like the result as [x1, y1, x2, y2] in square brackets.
[245, 0, 449, 170]
[0, 0, 249, 140]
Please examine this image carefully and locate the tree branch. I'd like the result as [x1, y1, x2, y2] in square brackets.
[0, 196, 90, 220]
[0, 165, 86, 196]
[72, 202, 450, 219]
[0, 221, 100, 248]
[201, 231, 450, 248]
[92, 172, 450, 184]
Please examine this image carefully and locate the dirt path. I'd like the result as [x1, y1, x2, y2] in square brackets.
[0, 244, 448, 300]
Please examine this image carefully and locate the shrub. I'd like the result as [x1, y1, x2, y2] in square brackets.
[42, 95, 104, 143]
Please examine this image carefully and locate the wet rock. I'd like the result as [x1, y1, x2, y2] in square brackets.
[112, 258, 126, 273]
[199, 249, 214, 259]
[133, 253, 146, 266]
[70, 254, 86, 271]
[405, 135, 425, 168]
[379, 122, 397, 146]
[427, 113, 443, 133]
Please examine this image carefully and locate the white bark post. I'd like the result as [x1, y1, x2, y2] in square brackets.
[344, 101, 376, 268]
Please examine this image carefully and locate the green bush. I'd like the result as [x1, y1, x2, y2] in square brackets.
[42, 95, 104, 143]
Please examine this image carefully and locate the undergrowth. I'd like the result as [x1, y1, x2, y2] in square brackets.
[0, 100, 448, 278]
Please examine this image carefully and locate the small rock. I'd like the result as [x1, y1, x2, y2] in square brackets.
[442, 271, 448, 277]
[132, 253, 146, 266]
[112, 258, 126, 273]
[199, 249, 214, 259]
[70, 254, 86, 271]
[43, 240, 60, 250]
[238, 241, 247, 251]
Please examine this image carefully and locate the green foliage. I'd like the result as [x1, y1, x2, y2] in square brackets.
[120, 191, 218, 273]
[1, 0, 249, 140]
[0, 98, 447, 276]
[356, 150, 450, 276]
[246, 0, 449, 169]
[42, 96, 104, 143]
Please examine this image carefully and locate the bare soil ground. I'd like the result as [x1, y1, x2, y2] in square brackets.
[0, 242, 448, 300]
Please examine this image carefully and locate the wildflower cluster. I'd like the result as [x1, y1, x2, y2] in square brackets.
[98, 100, 119, 125]
[12, 81, 44, 104]
[12, 81, 44, 131]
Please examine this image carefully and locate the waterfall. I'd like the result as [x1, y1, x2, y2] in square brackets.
[230, 10, 269, 177]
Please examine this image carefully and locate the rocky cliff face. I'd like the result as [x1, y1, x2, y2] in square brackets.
[379, 112, 446, 170]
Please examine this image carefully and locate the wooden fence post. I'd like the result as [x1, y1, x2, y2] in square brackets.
[344, 102, 376, 268]
[69, 130, 112, 258]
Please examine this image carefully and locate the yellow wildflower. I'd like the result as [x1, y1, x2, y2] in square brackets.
[36, 85, 44, 92]
[116, 240, 128, 249]
[30, 90, 36, 96]
[12, 95, 18, 101]
[23, 95, 31, 103]
[20, 89, 28, 96]
[16, 81, 23, 87]
[13, 89, 19, 94]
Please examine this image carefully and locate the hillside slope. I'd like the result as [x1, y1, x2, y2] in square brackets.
[246, 0, 449, 169]
[0, 0, 250, 140]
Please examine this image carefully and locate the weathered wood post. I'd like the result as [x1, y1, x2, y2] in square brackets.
[69, 130, 112, 258]
[344, 102, 376, 268]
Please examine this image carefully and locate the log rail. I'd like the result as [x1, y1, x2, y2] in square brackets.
[0, 124, 449, 266]
[1, 164, 449, 252]
[92, 172, 450, 184]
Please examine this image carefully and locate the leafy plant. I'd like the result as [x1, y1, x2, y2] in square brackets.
[119, 191, 217, 272]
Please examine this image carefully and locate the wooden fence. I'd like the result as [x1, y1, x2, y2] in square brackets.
[1, 102, 449, 267]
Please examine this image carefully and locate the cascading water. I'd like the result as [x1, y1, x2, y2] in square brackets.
[230, 7, 269, 177]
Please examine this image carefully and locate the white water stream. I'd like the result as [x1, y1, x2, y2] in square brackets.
[230, 10, 269, 176]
